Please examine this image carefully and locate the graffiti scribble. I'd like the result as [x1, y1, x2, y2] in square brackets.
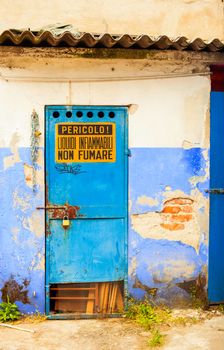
[55, 163, 86, 175]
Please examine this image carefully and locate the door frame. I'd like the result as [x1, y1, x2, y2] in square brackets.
[44, 105, 129, 317]
[208, 66, 224, 303]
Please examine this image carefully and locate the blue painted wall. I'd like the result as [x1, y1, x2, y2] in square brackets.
[0, 146, 209, 312]
[128, 148, 209, 306]
[0, 147, 45, 313]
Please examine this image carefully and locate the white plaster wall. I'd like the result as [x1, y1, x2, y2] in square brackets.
[0, 0, 223, 41]
[0, 60, 210, 149]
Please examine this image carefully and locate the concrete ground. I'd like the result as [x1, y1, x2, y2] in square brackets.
[165, 316, 224, 350]
[0, 314, 224, 350]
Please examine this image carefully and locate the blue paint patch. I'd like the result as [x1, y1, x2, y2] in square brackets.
[129, 148, 208, 214]
[181, 148, 203, 176]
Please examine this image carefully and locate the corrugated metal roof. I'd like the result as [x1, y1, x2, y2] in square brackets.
[0, 28, 224, 52]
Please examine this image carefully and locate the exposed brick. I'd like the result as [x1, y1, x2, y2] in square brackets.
[181, 205, 193, 213]
[171, 214, 193, 222]
[160, 223, 185, 231]
[164, 197, 194, 205]
[162, 206, 181, 214]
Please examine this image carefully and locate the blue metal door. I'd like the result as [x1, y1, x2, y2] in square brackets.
[209, 92, 224, 302]
[45, 106, 128, 314]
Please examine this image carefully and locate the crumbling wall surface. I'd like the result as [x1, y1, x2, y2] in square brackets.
[127, 73, 210, 306]
[0, 0, 223, 41]
[0, 78, 67, 313]
[129, 148, 209, 306]
[0, 81, 46, 312]
[0, 143, 45, 312]
[0, 56, 210, 311]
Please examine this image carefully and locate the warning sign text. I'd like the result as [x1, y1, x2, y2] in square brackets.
[55, 123, 116, 163]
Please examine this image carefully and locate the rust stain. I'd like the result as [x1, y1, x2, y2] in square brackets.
[49, 203, 80, 219]
[67, 205, 80, 218]
[1, 277, 30, 304]
[133, 277, 158, 297]
[46, 222, 50, 237]
[176, 273, 207, 308]
[45, 202, 80, 236]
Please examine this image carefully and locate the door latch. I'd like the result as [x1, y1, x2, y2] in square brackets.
[205, 189, 224, 194]
[36, 206, 66, 210]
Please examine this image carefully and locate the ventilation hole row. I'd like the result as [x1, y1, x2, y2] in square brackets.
[53, 111, 115, 119]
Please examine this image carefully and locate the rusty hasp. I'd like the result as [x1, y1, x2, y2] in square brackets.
[37, 203, 80, 219]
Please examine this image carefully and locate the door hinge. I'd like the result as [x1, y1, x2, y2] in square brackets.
[205, 188, 224, 194]
[125, 149, 132, 157]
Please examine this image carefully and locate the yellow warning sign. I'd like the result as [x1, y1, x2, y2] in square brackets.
[55, 123, 116, 163]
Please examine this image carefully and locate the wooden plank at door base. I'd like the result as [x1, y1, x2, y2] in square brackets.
[52, 282, 123, 314]
[116, 285, 124, 311]
[108, 283, 112, 313]
[99, 283, 106, 312]
[111, 283, 118, 313]
[95, 283, 99, 312]
[86, 284, 95, 314]
[51, 287, 96, 291]
[51, 297, 95, 300]
[103, 283, 109, 313]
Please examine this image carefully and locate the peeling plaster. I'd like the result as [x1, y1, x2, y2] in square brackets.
[27, 210, 44, 238]
[183, 85, 210, 148]
[35, 255, 45, 271]
[11, 227, 20, 242]
[137, 195, 159, 207]
[152, 259, 196, 284]
[182, 140, 196, 149]
[36, 149, 44, 191]
[13, 190, 31, 212]
[131, 206, 201, 251]
[24, 163, 33, 188]
[203, 106, 210, 149]
[128, 104, 139, 115]
[129, 146, 209, 303]
[3, 132, 21, 169]
[189, 149, 209, 187]
[130, 147, 209, 251]
[129, 257, 137, 277]
[165, 186, 172, 191]
[0, 146, 45, 313]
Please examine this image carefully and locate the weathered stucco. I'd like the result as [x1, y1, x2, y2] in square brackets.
[129, 146, 209, 306]
[0, 0, 223, 41]
[0, 56, 210, 311]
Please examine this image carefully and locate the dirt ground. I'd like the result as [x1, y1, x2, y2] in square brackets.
[0, 313, 224, 350]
